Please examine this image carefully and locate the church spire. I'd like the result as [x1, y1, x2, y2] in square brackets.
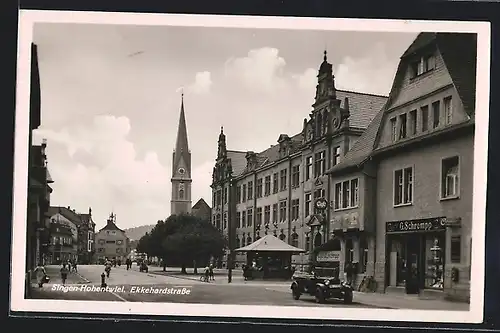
[175, 92, 189, 154]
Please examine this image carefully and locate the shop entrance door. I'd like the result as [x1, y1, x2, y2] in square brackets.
[405, 235, 421, 294]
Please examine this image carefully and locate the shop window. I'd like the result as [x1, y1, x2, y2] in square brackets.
[441, 156, 459, 199]
[314, 232, 322, 248]
[424, 235, 445, 289]
[345, 238, 354, 263]
[451, 235, 461, 263]
[360, 237, 368, 273]
[389, 237, 407, 286]
[394, 167, 413, 206]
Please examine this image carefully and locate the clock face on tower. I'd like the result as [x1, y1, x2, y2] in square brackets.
[178, 167, 185, 175]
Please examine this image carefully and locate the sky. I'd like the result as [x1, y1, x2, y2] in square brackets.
[31, 22, 417, 230]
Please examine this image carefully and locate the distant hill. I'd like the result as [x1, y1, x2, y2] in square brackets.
[124, 224, 155, 241]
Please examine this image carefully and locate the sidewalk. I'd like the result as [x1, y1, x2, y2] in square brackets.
[31, 265, 89, 287]
[149, 267, 291, 287]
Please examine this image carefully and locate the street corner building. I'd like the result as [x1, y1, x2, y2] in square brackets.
[94, 213, 131, 263]
[46, 206, 96, 264]
[327, 32, 476, 303]
[210, 32, 476, 304]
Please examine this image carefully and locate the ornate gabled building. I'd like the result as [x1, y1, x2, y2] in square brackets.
[171, 93, 192, 215]
[327, 32, 476, 303]
[210, 51, 388, 268]
[95, 213, 131, 263]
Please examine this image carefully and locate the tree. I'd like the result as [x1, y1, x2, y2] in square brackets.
[137, 214, 226, 273]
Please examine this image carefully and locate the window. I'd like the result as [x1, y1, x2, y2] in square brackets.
[236, 237, 240, 249]
[106, 240, 115, 244]
[332, 146, 341, 166]
[444, 96, 453, 125]
[273, 173, 279, 193]
[305, 156, 313, 180]
[451, 235, 461, 263]
[216, 190, 222, 205]
[256, 178, 263, 198]
[409, 110, 417, 136]
[305, 193, 311, 217]
[313, 188, 326, 214]
[242, 184, 247, 202]
[264, 205, 270, 224]
[87, 240, 92, 251]
[279, 201, 287, 222]
[410, 54, 435, 78]
[236, 186, 241, 203]
[236, 212, 241, 228]
[432, 101, 440, 128]
[223, 213, 228, 229]
[394, 167, 413, 206]
[305, 233, 310, 252]
[421, 106, 429, 132]
[314, 151, 326, 177]
[272, 204, 278, 223]
[241, 211, 246, 228]
[291, 233, 299, 248]
[255, 207, 262, 227]
[264, 176, 271, 196]
[398, 113, 407, 139]
[334, 179, 359, 210]
[246, 236, 252, 246]
[291, 165, 300, 188]
[442, 156, 459, 198]
[280, 169, 287, 191]
[247, 209, 253, 227]
[247, 181, 253, 200]
[224, 187, 229, 204]
[390, 117, 397, 142]
[291, 199, 300, 220]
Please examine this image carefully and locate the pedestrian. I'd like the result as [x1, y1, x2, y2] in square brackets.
[60, 263, 69, 285]
[34, 262, 47, 288]
[209, 264, 215, 281]
[72, 260, 78, 273]
[105, 260, 112, 278]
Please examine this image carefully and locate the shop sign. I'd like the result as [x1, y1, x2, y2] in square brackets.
[386, 217, 447, 234]
[316, 250, 341, 262]
[314, 198, 328, 211]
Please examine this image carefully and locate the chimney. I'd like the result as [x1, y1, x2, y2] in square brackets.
[88, 207, 92, 215]
[67, 206, 70, 210]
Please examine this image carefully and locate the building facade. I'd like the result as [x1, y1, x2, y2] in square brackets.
[171, 93, 192, 215]
[48, 206, 96, 264]
[95, 213, 131, 262]
[210, 51, 387, 268]
[328, 32, 476, 302]
[191, 198, 212, 222]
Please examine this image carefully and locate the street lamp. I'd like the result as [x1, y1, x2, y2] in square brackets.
[227, 177, 234, 283]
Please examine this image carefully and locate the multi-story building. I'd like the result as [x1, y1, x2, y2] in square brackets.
[328, 32, 476, 302]
[210, 51, 387, 268]
[26, 43, 54, 295]
[95, 213, 131, 262]
[48, 206, 96, 264]
[47, 206, 79, 263]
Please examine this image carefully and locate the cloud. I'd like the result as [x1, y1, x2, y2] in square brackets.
[224, 47, 289, 93]
[33, 115, 171, 229]
[294, 43, 396, 96]
[189, 71, 213, 94]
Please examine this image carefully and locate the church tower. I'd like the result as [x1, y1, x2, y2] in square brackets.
[171, 93, 192, 215]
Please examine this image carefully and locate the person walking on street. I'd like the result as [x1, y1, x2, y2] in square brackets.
[105, 260, 112, 278]
[34, 262, 47, 288]
[209, 264, 215, 281]
[60, 263, 69, 285]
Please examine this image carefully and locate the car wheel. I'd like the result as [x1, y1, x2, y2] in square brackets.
[343, 291, 353, 304]
[315, 287, 325, 304]
[292, 286, 301, 300]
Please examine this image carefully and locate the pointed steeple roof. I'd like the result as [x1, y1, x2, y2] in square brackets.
[175, 92, 190, 154]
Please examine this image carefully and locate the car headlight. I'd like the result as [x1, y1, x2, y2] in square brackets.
[324, 279, 330, 285]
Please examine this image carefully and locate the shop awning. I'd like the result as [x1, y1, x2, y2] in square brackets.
[235, 234, 306, 253]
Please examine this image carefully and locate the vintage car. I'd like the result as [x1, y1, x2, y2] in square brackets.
[290, 271, 353, 304]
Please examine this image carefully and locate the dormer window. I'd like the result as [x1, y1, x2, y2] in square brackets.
[410, 54, 435, 78]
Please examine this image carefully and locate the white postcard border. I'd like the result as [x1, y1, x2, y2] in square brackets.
[11, 10, 490, 324]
